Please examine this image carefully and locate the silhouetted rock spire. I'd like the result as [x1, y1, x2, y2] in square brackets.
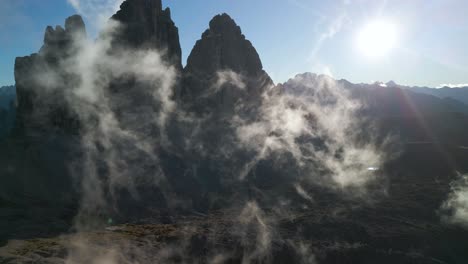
[185, 13, 264, 77]
[178, 13, 273, 121]
[40, 15, 86, 57]
[65, 15, 87, 39]
[15, 15, 86, 136]
[111, 0, 182, 69]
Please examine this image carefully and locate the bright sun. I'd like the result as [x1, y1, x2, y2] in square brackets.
[357, 20, 397, 58]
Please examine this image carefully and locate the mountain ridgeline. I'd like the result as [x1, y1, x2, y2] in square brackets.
[1, 0, 468, 263]
[408, 85, 468, 105]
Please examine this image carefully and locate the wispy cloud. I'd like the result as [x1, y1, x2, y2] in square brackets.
[235, 73, 390, 190]
[308, 13, 350, 61]
[441, 173, 468, 228]
[437, 83, 468, 88]
[67, 0, 124, 32]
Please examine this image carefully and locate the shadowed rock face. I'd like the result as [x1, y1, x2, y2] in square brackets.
[168, 14, 274, 192]
[5, 0, 186, 243]
[185, 13, 264, 77]
[111, 0, 182, 69]
[14, 0, 183, 137]
[14, 15, 86, 137]
[180, 13, 273, 116]
[4, 16, 87, 238]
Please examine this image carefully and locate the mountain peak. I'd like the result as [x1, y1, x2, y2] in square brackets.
[40, 15, 86, 55]
[208, 13, 241, 35]
[110, 0, 182, 68]
[185, 13, 263, 76]
[65, 15, 86, 39]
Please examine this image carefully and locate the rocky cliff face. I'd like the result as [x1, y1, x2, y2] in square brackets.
[14, 0, 184, 138]
[111, 0, 182, 69]
[6, 0, 186, 241]
[180, 13, 273, 116]
[185, 13, 263, 77]
[158, 14, 278, 211]
[175, 14, 274, 158]
[4, 16, 87, 227]
[14, 15, 86, 137]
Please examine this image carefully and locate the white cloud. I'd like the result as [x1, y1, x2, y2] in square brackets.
[308, 11, 351, 61]
[295, 183, 315, 202]
[441, 173, 468, 228]
[310, 64, 334, 78]
[68, 0, 81, 10]
[235, 73, 389, 190]
[437, 83, 468, 88]
[215, 70, 247, 90]
[67, 0, 124, 31]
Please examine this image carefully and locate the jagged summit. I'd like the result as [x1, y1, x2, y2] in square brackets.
[39, 15, 86, 56]
[15, 14, 87, 136]
[112, 0, 164, 23]
[208, 13, 242, 35]
[185, 13, 264, 77]
[65, 15, 86, 38]
[179, 13, 273, 116]
[111, 0, 182, 69]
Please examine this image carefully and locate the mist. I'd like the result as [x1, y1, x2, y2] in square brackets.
[2, 0, 468, 263]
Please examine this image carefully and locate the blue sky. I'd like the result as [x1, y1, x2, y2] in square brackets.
[1, 0, 468, 87]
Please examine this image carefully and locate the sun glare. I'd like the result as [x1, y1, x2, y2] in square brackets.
[357, 20, 397, 58]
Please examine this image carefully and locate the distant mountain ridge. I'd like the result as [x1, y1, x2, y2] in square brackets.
[0, 85, 15, 110]
[281, 73, 468, 115]
[407, 85, 468, 105]
[361, 80, 468, 105]
[288, 77, 468, 109]
[281, 73, 468, 146]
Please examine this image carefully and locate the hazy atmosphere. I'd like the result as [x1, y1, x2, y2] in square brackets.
[1, 0, 468, 263]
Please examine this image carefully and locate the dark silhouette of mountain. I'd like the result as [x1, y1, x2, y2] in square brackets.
[110, 0, 182, 69]
[2, 0, 468, 263]
[3, 0, 185, 240]
[14, 15, 86, 137]
[185, 13, 264, 76]
[176, 13, 273, 151]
